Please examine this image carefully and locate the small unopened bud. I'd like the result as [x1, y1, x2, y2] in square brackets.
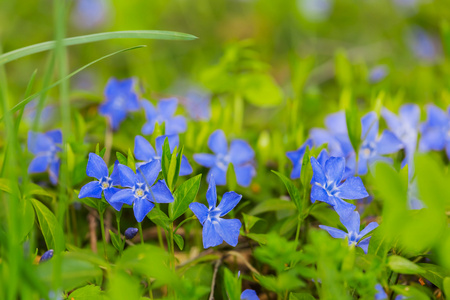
[124, 227, 138, 239]
[39, 249, 54, 263]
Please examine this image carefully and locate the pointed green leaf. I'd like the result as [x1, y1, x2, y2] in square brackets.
[31, 199, 65, 252]
[169, 174, 202, 221]
[116, 152, 127, 165]
[127, 148, 136, 171]
[272, 171, 301, 212]
[174, 233, 184, 250]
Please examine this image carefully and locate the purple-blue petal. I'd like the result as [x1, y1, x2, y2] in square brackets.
[118, 164, 137, 188]
[193, 153, 216, 168]
[229, 140, 255, 165]
[109, 189, 135, 209]
[208, 130, 228, 155]
[337, 177, 368, 200]
[134, 135, 156, 162]
[28, 131, 53, 154]
[234, 164, 255, 187]
[158, 98, 178, 119]
[189, 202, 209, 224]
[28, 154, 51, 173]
[149, 180, 174, 203]
[136, 160, 160, 186]
[45, 130, 62, 145]
[357, 236, 371, 254]
[332, 197, 356, 219]
[358, 222, 379, 238]
[324, 157, 346, 185]
[210, 166, 227, 186]
[310, 157, 326, 185]
[217, 191, 242, 217]
[213, 218, 241, 247]
[206, 175, 217, 208]
[399, 104, 420, 129]
[86, 153, 108, 180]
[48, 159, 60, 185]
[340, 210, 360, 234]
[133, 197, 155, 222]
[202, 219, 223, 248]
[165, 116, 187, 135]
[376, 130, 404, 155]
[241, 289, 259, 300]
[361, 112, 379, 142]
[318, 225, 347, 239]
[78, 181, 102, 199]
[110, 160, 121, 186]
[179, 155, 193, 176]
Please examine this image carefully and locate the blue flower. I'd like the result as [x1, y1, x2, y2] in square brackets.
[369, 65, 389, 83]
[241, 289, 259, 300]
[310, 156, 369, 218]
[189, 176, 242, 249]
[184, 90, 211, 121]
[124, 227, 139, 239]
[142, 98, 187, 135]
[99, 78, 140, 130]
[134, 135, 192, 176]
[382, 104, 420, 170]
[375, 284, 388, 300]
[194, 130, 255, 187]
[319, 210, 378, 254]
[39, 249, 54, 263]
[419, 104, 450, 159]
[27, 130, 62, 185]
[71, 0, 109, 29]
[407, 26, 438, 62]
[286, 139, 313, 179]
[78, 153, 121, 210]
[109, 161, 174, 222]
[309, 111, 354, 159]
[357, 112, 403, 175]
[297, 0, 332, 22]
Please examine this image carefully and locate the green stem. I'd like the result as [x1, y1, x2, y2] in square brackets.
[115, 211, 123, 255]
[173, 216, 196, 235]
[138, 222, 144, 245]
[98, 210, 108, 261]
[157, 225, 165, 250]
[168, 223, 175, 269]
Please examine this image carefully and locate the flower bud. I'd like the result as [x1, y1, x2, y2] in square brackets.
[39, 249, 54, 263]
[124, 227, 138, 239]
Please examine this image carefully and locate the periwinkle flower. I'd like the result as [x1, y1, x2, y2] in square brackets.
[194, 130, 255, 187]
[241, 289, 259, 300]
[382, 104, 420, 169]
[39, 249, 54, 263]
[109, 161, 174, 222]
[99, 78, 140, 131]
[309, 111, 354, 159]
[407, 26, 438, 62]
[419, 104, 450, 159]
[124, 227, 139, 239]
[189, 176, 242, 249]
[134, 135, 192, 176]
[375, 284, 388, 300]
[78, 153, 121, 210]
[24, 100, 55, 126]
[357, 112, 403, 175]
[27, 130, 62, 185]
[286, 139, 313, 179]
[319, 210, 378, 254]
[184, 90, 211, 121]
[297, 0, 332, 22]
[142, 98, 187, 136]
[368, 65, 389, 84]
[310, 156, 369, 218]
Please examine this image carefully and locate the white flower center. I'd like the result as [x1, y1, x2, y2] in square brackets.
[135, 188, 145, 197]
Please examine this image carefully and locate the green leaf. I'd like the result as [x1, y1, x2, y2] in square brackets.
[161, 138, 171, 183]
[69, 285, 104, 300]
[244, 233, 267, 245]
[249, 198, 297, 215]
[335, 49, 352, 86]
[0, 30, 197, 65]
[19, 199, 35, 241]
[147, 207, 171, 231]
[255, 272, 304, 294]
[443, 277, 450, 298]
[174, 233, 184, 250]
[166, 146, 178, 191]
[76, 194, 99, 210]
[388, 256, 425, 275]
[239, 73, 283, 107]
[169, 174, 202, 221]
[272, 171, 302, 212]
[37, 252, 102, 290]
[227, 162, 238, 191]
[31, 199, 65, 252]
[109, 230, 123, 253]
[290, 292, 315, 300]
[418, 263, 450, 290]
[95, 143, 100, 156]
[242, 212, 264, 232]
[223, 268, 240, 300]
[127, 148, 136, 171]
[0, 178, 20, 197]
[24, 182, 52, 198]
[116, 152, 127, 165]
[4, 46, 145, 119]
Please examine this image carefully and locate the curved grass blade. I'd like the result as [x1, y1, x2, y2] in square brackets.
[0, 30, 198, 65]
[1, 45, 145, 120]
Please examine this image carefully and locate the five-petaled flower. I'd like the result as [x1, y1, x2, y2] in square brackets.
[141, 97, 187, 136]
[134, 135, 192, 176]
[109, 160, 174, 222]
[193, 130, 255, 187]
[286, 139, 313, 179]
[28, 130, 62, 185]
[189, 175, 242, 249]
[419, 104, 450, 159]
[99, 78, 140, 130]
[319, 210, 378, 254]
[356, 112, 403, 175]
[78, 153, 121, 210]
[310, 156, 369, 218]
